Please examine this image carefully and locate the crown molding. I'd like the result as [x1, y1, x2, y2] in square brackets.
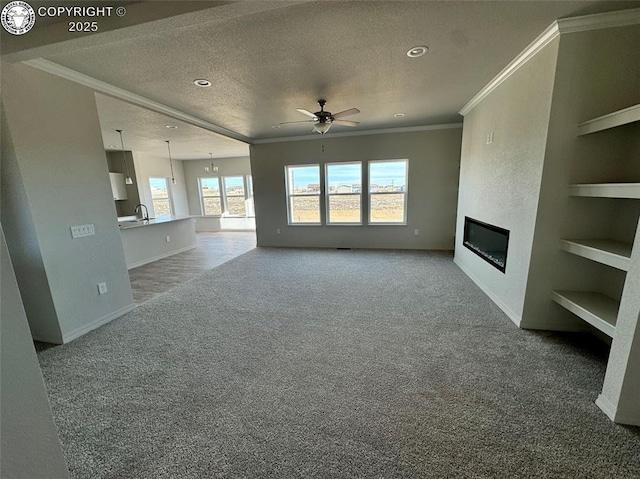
[252, 123, 463, 145]
[557, 7, 640, 34]
[23, 58, 252, 145]
[459, 8, 640, 116]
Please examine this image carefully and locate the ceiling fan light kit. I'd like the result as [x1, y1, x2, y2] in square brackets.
[281, 99, 361, 135]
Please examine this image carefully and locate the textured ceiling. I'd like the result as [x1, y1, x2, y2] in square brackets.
[96, 94, 249, 160]
[6, 0, 639, 158]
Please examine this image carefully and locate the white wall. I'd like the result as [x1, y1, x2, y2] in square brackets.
[1, 61, 134, 344]
[120, 219, 197, 269]
[133, 151, 189, 218]
[250, 128, 462, 249]
[454, 38, 560, 325]
[1, 228, 70, 478]
[182, 156, 255, 232]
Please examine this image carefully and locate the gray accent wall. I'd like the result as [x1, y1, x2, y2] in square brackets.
[1, 61, 134, 344]
[250, 128, 462, 249]
[454, 37, 560, 324]
[1, 227, 70, 479]
[106, 150, 141, 217]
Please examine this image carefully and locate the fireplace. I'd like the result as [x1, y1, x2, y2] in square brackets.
[463, 217, 510, 273]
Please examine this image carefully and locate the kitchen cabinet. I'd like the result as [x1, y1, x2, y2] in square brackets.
[109, 172, 128, 201]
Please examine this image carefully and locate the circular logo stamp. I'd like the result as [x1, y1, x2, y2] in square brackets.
[1, 1, 36, 35]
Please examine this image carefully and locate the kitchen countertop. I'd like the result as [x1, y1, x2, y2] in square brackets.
[118, 216, 194, 230]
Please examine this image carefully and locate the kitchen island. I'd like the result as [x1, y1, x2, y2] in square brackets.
[119, 216, 197, 269]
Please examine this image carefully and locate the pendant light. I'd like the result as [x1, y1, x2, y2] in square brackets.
[166, 140, 176, 184]
[207, 152, 218, 175]
[116, 129, 133, 185]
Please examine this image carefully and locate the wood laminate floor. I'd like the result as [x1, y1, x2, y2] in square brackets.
[128, 231, 256, 304]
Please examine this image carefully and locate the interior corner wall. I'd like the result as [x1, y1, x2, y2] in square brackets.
[133, 152, 189, 218]
[250, 128, 462, 250]
[453, 37, 560, 325]
[1, 61, 134, 343]
[1, 102, 62, 343]
[521, 24, 640, 331]
[1, 227, 70, 479]
[182, 156, 254, 231]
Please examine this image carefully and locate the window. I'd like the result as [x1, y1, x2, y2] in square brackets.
[286, 165, 321, 224]
[326, 162, 362, 224]
[368, 160, 408, 224]
[199, 177, 221, 215]
[246, 175, 255, 217]
[222, 176, 246, 216]
[149, 177, 172, 218]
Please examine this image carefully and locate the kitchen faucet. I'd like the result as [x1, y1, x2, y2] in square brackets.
[134, 204, 149, 221]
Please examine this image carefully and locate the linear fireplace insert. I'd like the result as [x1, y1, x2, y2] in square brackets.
[463, 217, 510, 273]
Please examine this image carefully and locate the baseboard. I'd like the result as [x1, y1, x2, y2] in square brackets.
[31, 333, 63, 344]
[453, 257, 522, 327]
[127, 244, 197, 270]
[62, 303, 136, 343]
[596, 394, 640, 426]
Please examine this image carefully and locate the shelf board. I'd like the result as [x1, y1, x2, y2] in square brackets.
[577, 104, 640, 136]
[551, 291, 618, 338]
[569, 183, 640, 199]
[560, 239, 632, 271]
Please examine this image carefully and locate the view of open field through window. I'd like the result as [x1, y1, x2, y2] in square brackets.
[150, 177, 171, 217]
[289, 195, 405, 223]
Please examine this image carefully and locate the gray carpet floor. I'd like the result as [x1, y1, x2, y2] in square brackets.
[37, 248, 640, 478]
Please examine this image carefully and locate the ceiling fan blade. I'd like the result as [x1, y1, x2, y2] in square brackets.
[333, 119, 360, 127]
[296, 108, 317, 118]
[332, 108, 360, 119]
[279, 120, 316, 125]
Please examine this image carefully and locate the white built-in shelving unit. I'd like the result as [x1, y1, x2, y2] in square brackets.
[551, 290, 618, 337]
[552, 104, 640, 338]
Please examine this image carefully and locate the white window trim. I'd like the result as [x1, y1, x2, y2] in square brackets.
[246, 175, 255, 218]
[198, 177, 222, 217]
[368, 159, 408, 225]
[285, 164, 322, 225]
[325, 161, 362, 226]
[221, 176, 247, 217]
[148, 176, 173, 218]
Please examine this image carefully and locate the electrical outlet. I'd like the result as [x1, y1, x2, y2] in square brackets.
[276, 228, 281, 235]
[166, 235, 171, 243]
[97, 282, 108, 295]
[414, 229, 419, 235]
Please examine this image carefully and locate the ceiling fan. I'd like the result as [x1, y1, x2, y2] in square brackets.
[280, 99, 360, 134]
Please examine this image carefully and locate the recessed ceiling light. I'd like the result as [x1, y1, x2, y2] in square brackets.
[407, 45, 429, 58]
[166, 125, 178, 129]
[394, 113, 405, 117]
[108, 144, 118, 148]
[271, 125, 281, 129]
[193, 79, 211, 87]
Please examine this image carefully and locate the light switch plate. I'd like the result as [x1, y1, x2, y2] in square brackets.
[70, 224, 95, 238]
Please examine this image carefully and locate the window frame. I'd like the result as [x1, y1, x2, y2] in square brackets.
[285, 164, 322, 226]
[246, 175, 255, 218]
[221, 175, 247, 217]
[325, 161, 363, 226]
[148, 176, 173, 219]
[198, 176, 222, 216]
[367, 159, 409, 225]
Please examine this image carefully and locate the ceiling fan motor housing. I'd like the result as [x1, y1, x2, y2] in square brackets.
[315, 99, 332, 122]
